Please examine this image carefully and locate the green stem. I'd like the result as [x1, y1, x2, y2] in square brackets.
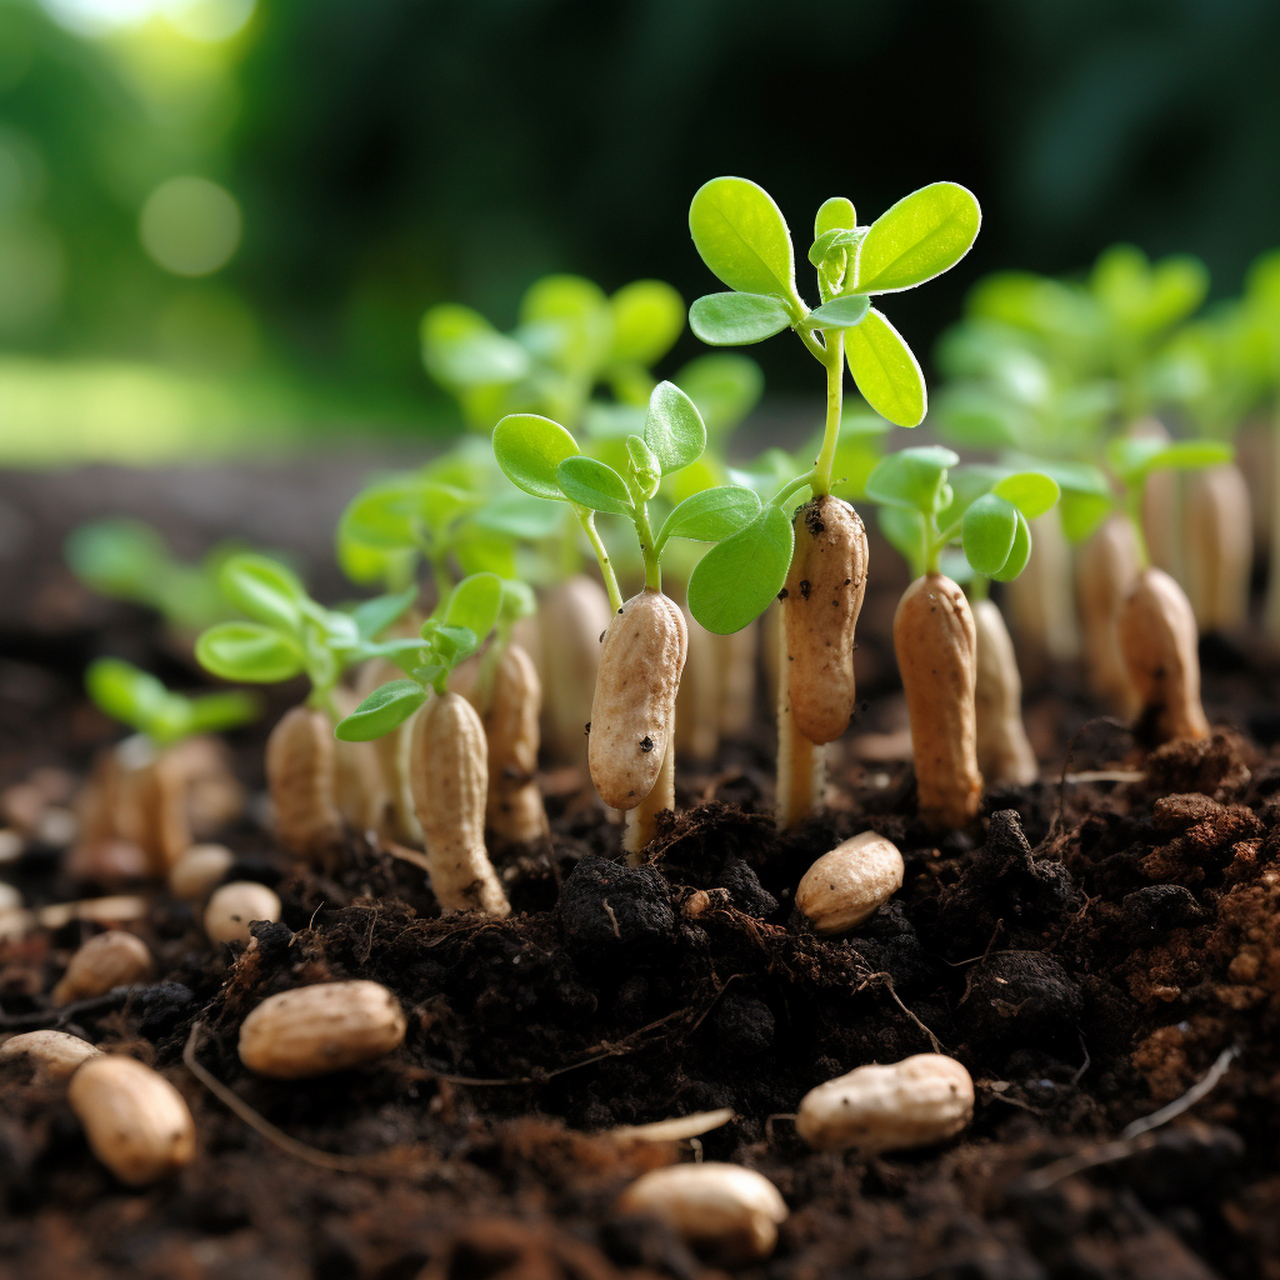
[811, 331, 846, 497]
[576, 510, 623, 612]
[633, 502, 661, 593]
[771, 471, 817, 512]
[1125, 488, 1151, 570]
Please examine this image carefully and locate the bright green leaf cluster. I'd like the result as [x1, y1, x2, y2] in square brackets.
[86, 657, 259, 750]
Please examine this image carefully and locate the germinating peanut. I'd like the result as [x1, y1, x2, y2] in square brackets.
[204, 881, 281, 946]
[893, 574, 982, 830]
[618, 1162, 788, 1263]
[1184, 463, 1252, 633]
[356, 657, 422, 845]
[238, 980, 406, 1079]
[51, 930, 153, 1005]
[796, 831, 904, 935]
[482, 643, 549, 845]
[167, 842, 235, 902]
[0, 1029, 102, 1080]
[68, 1054, 195, 1185]
[539, 575, 613, 762]
[796, 1053, 975, 1154]
[973, 599, 1038, 787]
[265, 706, 344, 861]
[675, 606, 721, 765]
[783, 495, 868, 745]
[715, 618, 759, 738]
[410, 692, 509, 916]
[589, 589, 688, 811]
[1117, 567, 1210, 743]
[111, 739, 191, 876]
[332, 686, 387, 833]
[1005, 512, 1079, 675]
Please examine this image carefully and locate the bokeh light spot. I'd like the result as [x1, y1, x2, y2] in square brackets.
[139, 175, 241, 276]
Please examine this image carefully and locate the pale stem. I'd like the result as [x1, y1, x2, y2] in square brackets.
[1266, 405, 1280, 640]
[811, 331, 846, 498]
[623, 735, 674, 864]
[774, 603, 826, 830]
[576, 510, 623, 613]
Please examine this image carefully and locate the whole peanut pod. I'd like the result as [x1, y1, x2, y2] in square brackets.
[1184, 463, 1252, 634]
[1117, 567, 1210, 744]
[409, 692, 509, 916]
[332, 686, 386, 833]
[112, 738, 191, 876]
[482, 643, 549, 845]
[204, 881, 281, 946]
[1076, 515, 1141, 715]
[1005, 511, 1079, 676]
[796, 831, 904, 934]
[973, 599, 1038, 787]
[539, 575, 613, 762]
[52, 930, 153, 1005]
[265, 706, 344, 862]
[894, 574, 982, 830]
[0, 1030, 102, 1080]
[618, 1162, 788, 1264]
[715, 617, 759, 737]
[168, 842, 235, 902]
[589, 589, 688, 811]
[356, 657, 422, 845]
[783, 495, 868, 745]
[68, 1055, 196, 1185]
[796, 1053, 974, 1153]
[238, 980, 406, 1079]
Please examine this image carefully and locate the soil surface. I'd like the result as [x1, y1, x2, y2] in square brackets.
[4, 463, 1280, 1280]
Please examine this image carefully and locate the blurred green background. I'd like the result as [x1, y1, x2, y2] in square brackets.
[2, 0, 1278, 463]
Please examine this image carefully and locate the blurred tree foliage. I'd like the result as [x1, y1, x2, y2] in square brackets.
[3, 0, 1280, 432]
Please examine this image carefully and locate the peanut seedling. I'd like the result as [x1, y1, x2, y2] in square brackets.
[682, 177, 981, 827]
[867, 449, 1060, 828]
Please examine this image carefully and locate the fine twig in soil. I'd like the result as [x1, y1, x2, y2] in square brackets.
[183, 1020, 397, 1175]
[1015, 1044, 1239, 1193]
[1051, 716, 1133, 841]
[0, 986, 135, 1029]
[860, 971, 945, 1053]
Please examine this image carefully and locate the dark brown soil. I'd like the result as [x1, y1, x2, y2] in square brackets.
[5, 464, 1280, 1280]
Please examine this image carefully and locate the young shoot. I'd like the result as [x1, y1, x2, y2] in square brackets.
[682, 176, 981, 825]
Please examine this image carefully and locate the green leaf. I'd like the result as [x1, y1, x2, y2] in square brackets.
[196, 622, 305, 684]
[443, 572, 502, 642]
[990, 511, 1032, 582]
[806, 294, 870, 330]
[608, 279, 685, 367]
[493, 414, 581, 501]
[855, 183, 981, 294]
[499, 579, 537, 621]
[992, 471, 1060, 521]
[933, 385, 1025, 450]
[219, 555, 307, 633]
[644, 380, 707, 473]
[689, 292, 792, 346]
[420, 304, 530, 387]
[555, 455, 634, 515]
[866, 446, 959, 515]
[339, 480, 420, 552]
[471, 491, 567, 540]
[961, 494, 1019, 575]
[65, 519, 168, 598]
[814, 197, 856, 239]
[518, 274, 612, 375]
[689, 176, 797, 299]
[181, 691, 260, 738]
[656, 485, 762, 551]
[352, 587, 419, 642]
[878, 506, 927, 577]
[1106, 437, 1234, 487]
[686, 505, 794, 635]
[454, 525, 518, 579]
[845, 309, 927, 427]
[625, 435, 661, 499]
[334, 680, 428, 742]
[85, 658, 169, 734]
[674, 354, 763, 435]
[1090, 245, 1208, 338]
[431, 624, 479, 665]
[1058, 491, 1113, 544]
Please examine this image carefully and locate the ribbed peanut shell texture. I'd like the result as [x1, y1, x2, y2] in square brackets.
[1118, 567, 1210, 743]
[483, 644, 549, 843]
[239, 980, 407, 1079]
[68, 1055, 196, 1185]
[52, 930, 153, 1005]
[784, 496, 868, 744]
[410, 693, 509, 916]
[894, 575, 982, 830]
[796, 1053, 974, 1154]
[619, 1162, 788, 1263]
[265, 706, 343, 860]
[973, 599, 1038, 787]
[796, 831, 904, 934]
[589, 590, 688, 811]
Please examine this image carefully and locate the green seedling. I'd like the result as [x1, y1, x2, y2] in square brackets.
[65, 518, 236, 633]
[194, 553, 417, 720]
[683, 175, 980, 826]
[86, 657, 259, 750]
[494, 379, 749, 854]
[865, 449, 1059, 829]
